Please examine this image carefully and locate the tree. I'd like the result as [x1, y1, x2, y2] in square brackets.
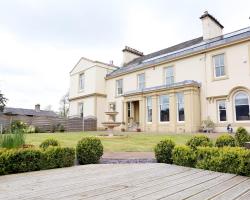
[0, 91, 7, 112]
[59, 91, 69, 117]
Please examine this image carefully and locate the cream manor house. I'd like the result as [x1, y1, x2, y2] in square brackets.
[69, 12, 250, 133]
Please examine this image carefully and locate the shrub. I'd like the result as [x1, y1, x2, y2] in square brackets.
[239, 150, 250, 176]
[39, 138, 60, 149]
[154, 139, 175, 163]
[235, 127, 250, 147]
[215, 134, 235, 147]
[1, 148, 43, 175]
[172, 145, 196, 167]
[196, 146, 220, 170]
[0, 132, 25, 149]
[42, 147, 75, 169]
[0, 147, 75, 175]
[25, 125, 36, 133]
[10, 120, 27, 133]
[186, 135, 213, 149]
[76, 137, 103, 164]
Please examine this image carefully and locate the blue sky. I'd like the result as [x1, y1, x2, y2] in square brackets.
[0, 0, 249, 111]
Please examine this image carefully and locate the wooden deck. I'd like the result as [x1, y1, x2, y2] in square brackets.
[0, 163, 250, 200]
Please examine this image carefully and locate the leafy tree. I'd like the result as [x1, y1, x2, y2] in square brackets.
[0, 92, 7, 112]
[59, 91, 69, 117]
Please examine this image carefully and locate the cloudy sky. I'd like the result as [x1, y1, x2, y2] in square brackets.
[0, 0, 249, 111]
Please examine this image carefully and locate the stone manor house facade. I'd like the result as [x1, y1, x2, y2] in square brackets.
[69, 12, 250, 133]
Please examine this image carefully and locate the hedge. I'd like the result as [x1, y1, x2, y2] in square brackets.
[76, 137, 103, 165]
[186, 135, 213, 149]
[196, 147, 250, 176]
[172, 145, 196, 167]
[154, 139, 175, 164]
[0, 147, 75, 175]
[235, 127, 250, 147]
[155, 140, 250, 176]
[215, 134, 235, 147]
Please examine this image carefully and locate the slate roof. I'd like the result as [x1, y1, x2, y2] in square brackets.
[3, 107, 58, 117]
[107, 27, 250, 79]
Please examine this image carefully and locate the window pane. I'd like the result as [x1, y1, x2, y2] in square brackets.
[177, 93, 185, 121]
[220, 110, 227, 121]
[220, 66, 225, 76]
[138, 74, 145, 89]
[215, 67, 221, 77]
[147, 97, 152, 122]
[159, 95, 169, 122]
[236, 105, 250, 121]
[79, 74, 85, 90]
[214, 54, 225, 77]
[165, 67, 174, 85]
[235, 92, 250, 121]
[116, 79, 123, 95]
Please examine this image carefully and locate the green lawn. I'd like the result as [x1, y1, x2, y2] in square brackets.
[25, 132, 219, 152]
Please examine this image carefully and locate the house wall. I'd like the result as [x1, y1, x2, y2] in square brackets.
[69, 58, 116, 129]
[106, 40, 250, 132]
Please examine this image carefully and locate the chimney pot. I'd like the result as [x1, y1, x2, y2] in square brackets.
[35, 104, 40, 112]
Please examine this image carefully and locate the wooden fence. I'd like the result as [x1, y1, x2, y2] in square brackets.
[0, 114, 97, 132]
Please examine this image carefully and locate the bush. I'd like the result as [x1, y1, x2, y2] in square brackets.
[10, 120, 27, 133]
[215, 134, 235, 147]
[76, 137, 103, 164]
[196, 146, 220, 170]
[0, 147, 75, 175]
[39, 138, 60, 149]
[196, 147, 247, 175]
[1, 148, 43, 175]
[172, 145, 196, 167]
[42, 147, 75, 169]
[26, 125, 36, 133]
[154, 139, 175, 163]
[235, 127, 250, 147]
[0, 132, 25, 149]
[186, 135, 213, 149]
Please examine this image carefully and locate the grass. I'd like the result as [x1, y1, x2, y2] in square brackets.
[24, 132, 220, 152]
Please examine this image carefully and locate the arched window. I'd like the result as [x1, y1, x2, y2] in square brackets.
[235, 92, 250, 121]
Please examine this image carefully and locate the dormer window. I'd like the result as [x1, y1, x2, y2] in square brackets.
[213, 54, 225, 78]
[79, 73, 85, 91]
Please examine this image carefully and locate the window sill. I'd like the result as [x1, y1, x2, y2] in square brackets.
[212, 75, 229, 82]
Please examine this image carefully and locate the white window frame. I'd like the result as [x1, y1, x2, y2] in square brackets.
[159, 95, 170, 123]
[146, 96, 152, 123]
[217, 100, 227, 123]
[176, 93, 185, 122]
[78, 102, 84, 117]
[116, 79, 123, 96]
[137, 73, 145, 90]
[234, 91, 250, 122]
[165, 66, 174, 85]
[213, 54, 225, 78]
[79, 73, 85, 91]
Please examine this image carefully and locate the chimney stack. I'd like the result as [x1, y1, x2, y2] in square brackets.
[35, 104, 40, 112]
[200, 11, 224, 40]
[122, 46, 143, 66]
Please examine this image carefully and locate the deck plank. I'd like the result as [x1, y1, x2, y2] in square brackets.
[0, 164, 249, 200]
